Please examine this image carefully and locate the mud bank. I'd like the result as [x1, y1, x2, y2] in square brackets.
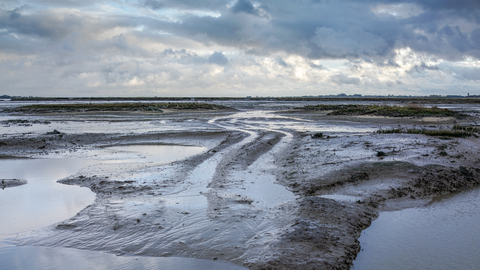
[2, 104, 480, 269]
[1, 179, 27, 189]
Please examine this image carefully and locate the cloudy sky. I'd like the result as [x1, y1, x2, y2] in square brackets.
[1, 0, 480, 97]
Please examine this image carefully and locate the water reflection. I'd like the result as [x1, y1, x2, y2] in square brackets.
[0, 145, 245, 270]
[0, 158, 96, 238]
[100, 145, 206, 163]
[352, 188, 480, 270]
[0, 241, 247, 270]
[0, 145, 206, 238]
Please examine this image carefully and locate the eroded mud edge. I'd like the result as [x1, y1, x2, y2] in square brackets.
[1, 179, 28, 189]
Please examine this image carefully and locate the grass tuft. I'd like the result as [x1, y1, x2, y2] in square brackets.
[377, 125, 479, 138]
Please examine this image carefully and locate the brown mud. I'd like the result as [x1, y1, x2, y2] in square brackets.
[2, 105, 480, 269]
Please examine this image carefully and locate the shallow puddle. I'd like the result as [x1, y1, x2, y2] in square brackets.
[0, 145, 205, 238]
[352, 188, 480, 270]
[100, 145, 206, 163]
[0, 158, 97, 238]
[0, 145, 243, 270]
[0, 240, 247, 270]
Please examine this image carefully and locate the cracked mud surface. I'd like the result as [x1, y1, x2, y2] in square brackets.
[1, 101, 480, 269]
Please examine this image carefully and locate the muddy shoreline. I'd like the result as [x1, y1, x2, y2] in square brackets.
[1, 104, 479, 269]
[1, 179, 28, 189]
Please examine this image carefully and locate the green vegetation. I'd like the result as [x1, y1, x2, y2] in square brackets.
[303, 104, 460, 117]
[7, 102, 228, 113]
[452, 125, 480, 133]
[377, 125, 480, 138]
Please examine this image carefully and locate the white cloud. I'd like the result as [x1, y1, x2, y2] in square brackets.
[0, 0, 480, 96]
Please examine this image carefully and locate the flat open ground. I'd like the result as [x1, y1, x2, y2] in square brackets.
[1, 100, 479, 269]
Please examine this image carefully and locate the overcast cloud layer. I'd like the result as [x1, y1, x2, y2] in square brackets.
[1, 0, 479, 97]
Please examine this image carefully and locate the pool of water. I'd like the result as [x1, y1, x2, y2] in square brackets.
[0, 145, 246, 270]
[100, 145, 206, 163]
[352, 187, 480, 270]
[0, 145, 206, 238]
[0, 158, 97, 238]
[0, 240, 247, 270]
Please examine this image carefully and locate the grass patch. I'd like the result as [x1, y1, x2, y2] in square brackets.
[7, 102, 228, 113]
[452, 125, 480, 133]
[377, 125, 479, 138]
[302, 104, 460, 117]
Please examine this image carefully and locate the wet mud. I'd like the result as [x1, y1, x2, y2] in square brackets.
[2, 103, 480, 269]
[1, 179, 28, 189]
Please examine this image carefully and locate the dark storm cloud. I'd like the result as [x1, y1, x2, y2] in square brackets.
[208, 51, 229, 65]
[231, 0, 256, 15]
[141, 0, 165, 10]
[4, 0, 480, 61]
[145, 0, 480, 62]
[139, 0, 230, 11]
[2, 0, 480, 96]
[21, 0, 109, 8]
[377, 0, 480, 11]
[0, 6, 145, 43]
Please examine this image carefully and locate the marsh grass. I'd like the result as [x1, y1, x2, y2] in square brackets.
[377, 125, 479, 138]
[10, 102, 227, 113]
[303, 104, 459, 117]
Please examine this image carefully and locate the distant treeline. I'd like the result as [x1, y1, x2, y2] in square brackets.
[9, 96, 480, 104]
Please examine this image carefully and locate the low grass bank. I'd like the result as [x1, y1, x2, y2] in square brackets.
[377, 125, 480, 138]
[302, 104, 460, 117]
[4, 102, 228, 113]
[10, 96, 480, 104]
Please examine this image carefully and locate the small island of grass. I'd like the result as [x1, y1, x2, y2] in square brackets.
[302, 104, 460, 118]
[4, 102, 228, 114]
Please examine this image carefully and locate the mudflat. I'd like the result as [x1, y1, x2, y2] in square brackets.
[1, 101, 479, 269]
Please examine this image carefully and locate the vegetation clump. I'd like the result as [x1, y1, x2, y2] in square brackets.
[302, 104, 460, 117]
[5, 102, 228, 113]
[377, 125, 479, 138]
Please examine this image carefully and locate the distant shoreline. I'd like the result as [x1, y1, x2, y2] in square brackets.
[8, 96, 480, 104]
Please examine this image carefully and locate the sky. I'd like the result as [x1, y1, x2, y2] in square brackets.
[1, 0, 480, 97]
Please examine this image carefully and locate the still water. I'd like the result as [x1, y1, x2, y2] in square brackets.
[0, 240, 246, 270]
[0, 145, 247, 270]
[0, 158, 96, 238]
[352, 188, 480, 270]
